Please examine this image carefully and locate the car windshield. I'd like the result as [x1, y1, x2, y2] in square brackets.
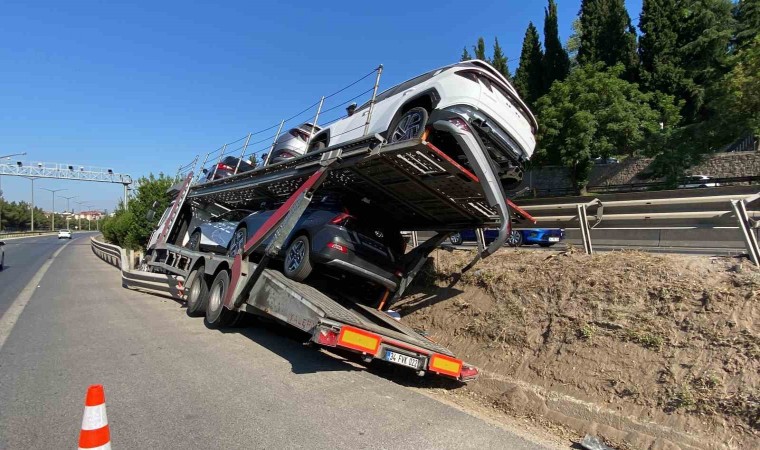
[211, 209, 251, 223]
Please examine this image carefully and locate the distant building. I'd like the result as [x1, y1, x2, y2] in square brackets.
[77, 210, 105, 220]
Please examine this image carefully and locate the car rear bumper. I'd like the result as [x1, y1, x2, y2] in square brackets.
[321, 259, 398, 291]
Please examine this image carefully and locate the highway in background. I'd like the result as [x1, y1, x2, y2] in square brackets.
[0, 233, 94, 317]
[0, 236, 558, 449]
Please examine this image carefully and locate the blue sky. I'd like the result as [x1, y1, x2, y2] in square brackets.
[0, 0, 642, 211]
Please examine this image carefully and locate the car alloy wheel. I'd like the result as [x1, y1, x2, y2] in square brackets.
[390, 107, 428, 143]
[227, 228, 246, 257]
[286, 239, 305, 272]
[506, 230, 522, 247]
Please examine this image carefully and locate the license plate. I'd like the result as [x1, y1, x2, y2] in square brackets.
[548, 237, 560, 242]
[385, 350, 421, 369]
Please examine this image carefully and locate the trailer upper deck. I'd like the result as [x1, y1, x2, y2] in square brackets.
[187, 135, 503, 231]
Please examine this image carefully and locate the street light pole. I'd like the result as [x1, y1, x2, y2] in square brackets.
[0, 152, 27, 232]
[21, 177, 39, 232]
[39, 187, 66, 231]
[75, 201, 92, 231]
[59, 195, 78, 229]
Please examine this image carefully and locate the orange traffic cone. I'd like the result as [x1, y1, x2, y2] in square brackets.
[78, 385, 111, 450]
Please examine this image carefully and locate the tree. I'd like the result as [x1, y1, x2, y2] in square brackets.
[566, 18, 583, 69]
[712, 35, 760, 139]
[514, 22, 544, 107]
[543, 0, 570, 90]
[102, 173, 175, 250]
[677, 0, 735, 123]
[491, 37, 511, 79]
[639, 0, 682, 94]
[536, 64, 679, 193]
[578, 0, 638, 78]
[473, 37, 488, 61]
[735, 0, 759, 49]
[460, 46, 472, 61]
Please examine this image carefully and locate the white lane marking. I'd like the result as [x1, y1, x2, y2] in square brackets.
[0, 239, 72, 350]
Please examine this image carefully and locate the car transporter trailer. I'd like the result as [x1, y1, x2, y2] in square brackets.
[144, 124, 532, 382]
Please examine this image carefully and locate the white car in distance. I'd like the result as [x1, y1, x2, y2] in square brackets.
[307, 60, 538, 187]
[58, 229, 72, 239]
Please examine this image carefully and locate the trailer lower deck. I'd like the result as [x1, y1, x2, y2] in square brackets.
[151, 244, 476, 380]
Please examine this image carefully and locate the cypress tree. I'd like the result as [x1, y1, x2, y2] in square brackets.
[514, 22, 545, 106]
[543, 0, 571, 90]
[460, 46, 472, 61]
[473, 37, 488, 61]
[491, 37, 511, 79]
[578, 0, 638, 78]
[639, 0, 682, 94]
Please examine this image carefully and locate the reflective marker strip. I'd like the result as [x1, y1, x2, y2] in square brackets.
[337, 326, 381, 354]
[81, 404, 108, 430]
[78, 424, 111, 449]
[429, 354, 463, 377]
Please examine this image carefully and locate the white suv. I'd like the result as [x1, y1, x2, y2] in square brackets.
[307, 60, 537, 184]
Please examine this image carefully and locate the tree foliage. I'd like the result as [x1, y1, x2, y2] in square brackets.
[491, 37, 511, 79]
[473, 37, 488, 61]
[578, 0, 638, 79]
[543, 0, 570, 89]
[101, 173, 174, 250]
[460, 46, 472, 61]
[536, 64, 679, 192]
[514, 22, 544, 106]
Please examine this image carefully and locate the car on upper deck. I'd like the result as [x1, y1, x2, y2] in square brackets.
[306, 60, 538, 188]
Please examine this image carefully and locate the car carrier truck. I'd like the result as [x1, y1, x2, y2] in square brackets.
[142, 122, 533, 382]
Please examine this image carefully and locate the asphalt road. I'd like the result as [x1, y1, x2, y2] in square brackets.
[0, 235, 557, 449]
[0, 233, 95, 317]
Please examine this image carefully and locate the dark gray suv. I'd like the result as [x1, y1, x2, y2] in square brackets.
[227, 203, 404, 291]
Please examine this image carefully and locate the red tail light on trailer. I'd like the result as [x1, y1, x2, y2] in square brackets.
[316, 328, 339, 347]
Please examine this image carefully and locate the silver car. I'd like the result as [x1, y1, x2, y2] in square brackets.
[268, 123, 321, 165]
[186, 209, 252, 253]
[0, 241, 5, 271]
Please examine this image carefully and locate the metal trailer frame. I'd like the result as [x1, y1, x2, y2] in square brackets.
[145, 126, 519, 381]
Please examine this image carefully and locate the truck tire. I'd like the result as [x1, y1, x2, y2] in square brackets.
[204, 269, 237, 328]
[283, 235, 312, 282]
[187, 230, 202, 251]
[185, 265, 209, 317]
[388, 107, 428, 144]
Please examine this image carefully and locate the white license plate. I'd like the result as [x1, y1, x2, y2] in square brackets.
[385, 351, 421, 369]
[548, 237, 560, 242]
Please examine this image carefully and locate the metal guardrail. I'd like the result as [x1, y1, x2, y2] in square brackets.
[90, 237, 184, 299]
[511, 188, 760, 264]
[0, 231, 57, 239]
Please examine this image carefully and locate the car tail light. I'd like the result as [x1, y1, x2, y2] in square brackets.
[316, 328, 339, 346]
[394, 269, 404, 277]
[447, 117, 471, 133]
[327, 242, 348, 254]
[329, 212, 353, 226]
[217, 163, 234, 172]
[278, 151, 297, 159]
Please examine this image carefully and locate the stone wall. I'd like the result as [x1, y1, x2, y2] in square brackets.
[512, 150, 760, 196]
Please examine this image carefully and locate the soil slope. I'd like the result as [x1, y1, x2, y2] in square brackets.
[397, 248, 759, 449]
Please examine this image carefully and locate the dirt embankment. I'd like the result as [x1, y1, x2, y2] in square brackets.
[397, 248, 759, 450]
